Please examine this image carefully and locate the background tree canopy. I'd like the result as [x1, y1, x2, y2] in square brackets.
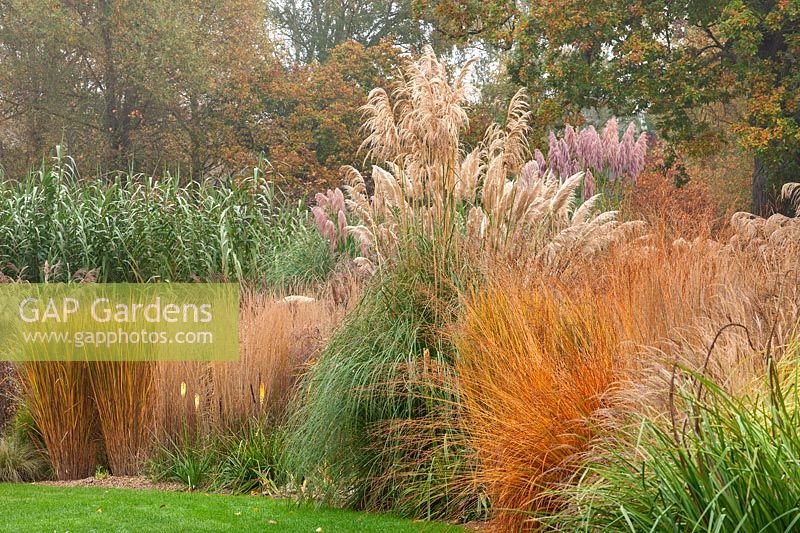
[419, 0, 800, 214]
[0, 0, 796, 212]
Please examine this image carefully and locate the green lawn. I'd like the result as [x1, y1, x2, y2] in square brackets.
[0, 484, 466, 533]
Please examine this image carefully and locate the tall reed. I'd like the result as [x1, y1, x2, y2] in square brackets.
[0, 153, 321, 284]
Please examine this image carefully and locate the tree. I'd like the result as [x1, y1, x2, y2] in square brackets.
[269, 0, 427, 62]
[419, 0, 800, 214]
[256, 39, 401, 195]
[0, 0, 271, 178]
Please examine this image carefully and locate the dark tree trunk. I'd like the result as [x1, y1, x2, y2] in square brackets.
[100, 1, 133, 181]
[752, 156, 770, 216]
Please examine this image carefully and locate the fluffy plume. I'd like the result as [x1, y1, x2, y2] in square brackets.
[319, 49, 641, 269]
[546, 118, 649, 199]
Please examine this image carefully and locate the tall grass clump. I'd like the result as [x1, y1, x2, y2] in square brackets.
[152, 291, 342, 445]
[0, 152, 328, 284]
[337, 47, 640, 274]
[89, 362, 155, 476]
[454, 277, 629, 531]
[287, 47, 639, 521]
[285, 238, 481, 518]
[17, 362, 98, 479]
[547, 348, 800, 531]
[210, 292, 340, 427]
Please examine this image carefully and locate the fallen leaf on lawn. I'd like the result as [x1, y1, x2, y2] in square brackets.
[234, 512, 242, 516]
[268, 519, 278, 524]
[96, 508, 103, 513]
[159, 504, 166, 509]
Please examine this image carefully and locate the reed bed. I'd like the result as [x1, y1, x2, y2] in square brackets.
[0, 154, 324, 285]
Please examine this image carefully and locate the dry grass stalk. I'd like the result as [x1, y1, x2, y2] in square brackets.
[455, 184, 800, 527]
[341, 47, 643, 274]
[153, 290, 344, 441]
[577, 187, 800, 419]
[209, 292, 338, 427]
[153, 360, 207, 443]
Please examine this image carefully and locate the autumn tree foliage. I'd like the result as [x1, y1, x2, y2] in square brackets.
[0, 0, 271, 178]
[257, 40, 400, 195]
[418, 0, 800, 214]
[0, 1, 401, 193]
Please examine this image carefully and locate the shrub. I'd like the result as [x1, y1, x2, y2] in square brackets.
[625, 144, 721, 236]
[454, 279, 628, 531]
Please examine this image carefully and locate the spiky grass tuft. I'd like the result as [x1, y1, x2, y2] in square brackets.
[546, 351, 800, 531]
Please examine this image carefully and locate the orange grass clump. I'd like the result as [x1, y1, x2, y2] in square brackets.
[89, 362, 155, 475]
[17, 362, 99, 480]
[454, 279, 630, 531]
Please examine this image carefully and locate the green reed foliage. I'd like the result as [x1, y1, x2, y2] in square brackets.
[0, 153, 327, 284]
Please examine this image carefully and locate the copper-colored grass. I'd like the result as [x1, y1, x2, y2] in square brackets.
[625, 151, 724, 238]
[209, 293, 338, 427]
[89, 362, 155, 475]
[153, 360, 207, 443]
[585, 225, 800, 405]
[454, 279, 629, 531]
[153, 290, 346, 442]
[17, 362, 98, 480]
